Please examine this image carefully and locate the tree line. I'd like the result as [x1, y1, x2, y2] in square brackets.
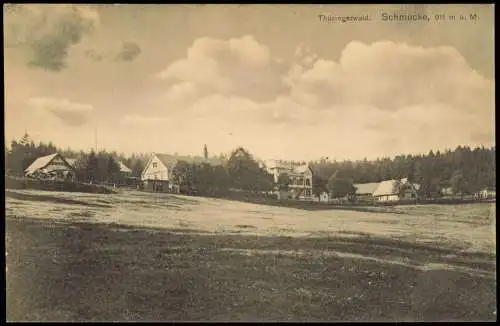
[309, 146, 496, 199]
[5, 134, 148, 184]
[5, 134, 495, 198]
[4, 135, 274, 193]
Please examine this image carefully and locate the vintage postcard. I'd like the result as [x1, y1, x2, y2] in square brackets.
[4, 4, 495, 322]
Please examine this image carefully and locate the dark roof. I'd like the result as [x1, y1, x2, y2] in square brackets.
[155, 153, 223, 170]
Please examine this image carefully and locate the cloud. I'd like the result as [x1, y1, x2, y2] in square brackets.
[151, 39, 494, 159]
[115, 41, 142, 62]
[16, 35, 492, 161]
[358, 104, 493, 155]
[28, 97, 95, 126]
[287, 41, 493, 112]
[4, 4, 99, 71]
[158, 35, 289, 102]
[163, 82, 204, 106]
[293, 43, 318, 69]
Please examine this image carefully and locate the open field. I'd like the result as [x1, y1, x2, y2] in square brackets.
[5, 189, 497, 321]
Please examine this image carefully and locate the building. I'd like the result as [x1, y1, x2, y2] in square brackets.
[474, 187, 496, 200]
[24, 153, 76, 181]
[440, 187, 454, 196]
[141, 152, 223, 193]
[65, 158, 77, 169]
[319, 191, 330, 203]
[265, 160, 296, 183]
[114, 161, 136, 187]
[289, 164, 314, 200]
[353, 182, 380, 203]
[266, 160, 313, 200]
[372, 178, 419, 202]
[117, 161, 133, 182]
[118, 161, 132, 175]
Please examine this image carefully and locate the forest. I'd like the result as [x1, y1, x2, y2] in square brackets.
[4, 133, 496, 198]
[5, 133, 148, 183]
[309, 146, 496, 199]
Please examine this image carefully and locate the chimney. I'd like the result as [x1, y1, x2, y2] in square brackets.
[203, 144, 208, 159]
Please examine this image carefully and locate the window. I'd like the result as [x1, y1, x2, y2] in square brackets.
[305, 179, 310, 186]
[152, 162, 158, 168]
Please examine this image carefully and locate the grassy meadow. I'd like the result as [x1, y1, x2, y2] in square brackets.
[5, 189, 497, 321]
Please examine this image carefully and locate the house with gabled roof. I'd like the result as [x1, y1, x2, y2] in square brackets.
[24, 153, 76, 180]
[372, 178, 419, 202]
[110, 160, 134, 187]
[141, 149, 223, 193]
[118, 161, 132, 174]
[351, 178, 419, 203]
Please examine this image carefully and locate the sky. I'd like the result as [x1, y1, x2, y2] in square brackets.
[3, 4, 495, 162]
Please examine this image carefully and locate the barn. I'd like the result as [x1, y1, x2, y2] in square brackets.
[372, 178, 419, 203]
[353, 182, 380, 203]
[24, 153, 76, 181]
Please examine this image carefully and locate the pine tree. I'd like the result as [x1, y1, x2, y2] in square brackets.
[85, 151, 99, 183]
[107, 156, 120, 184]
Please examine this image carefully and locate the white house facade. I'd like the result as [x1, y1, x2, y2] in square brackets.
[141, 155, 170, 182]
[141, 152, 222, 193]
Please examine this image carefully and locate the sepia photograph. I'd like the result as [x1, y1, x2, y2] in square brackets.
[4, 3, 496, 322]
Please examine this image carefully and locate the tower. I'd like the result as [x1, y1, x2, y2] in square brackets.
[203, 144, 208, 159]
